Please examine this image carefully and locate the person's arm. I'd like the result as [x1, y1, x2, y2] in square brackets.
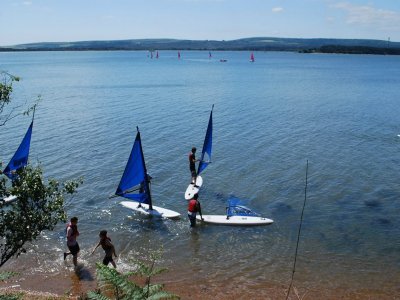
[198, 201, 204, 220]
[112, 245, 117, 258]
[91, 241, 101, 255]
[66, 227, 72, 240]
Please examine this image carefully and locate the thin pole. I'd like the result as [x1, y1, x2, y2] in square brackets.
[286, 160, 309, 300]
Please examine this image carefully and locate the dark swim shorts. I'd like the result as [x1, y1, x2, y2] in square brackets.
[67, 243, 80, 256]
[103, 255, 114, 266]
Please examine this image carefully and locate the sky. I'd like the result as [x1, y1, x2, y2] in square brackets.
[1, 0, 400, 46]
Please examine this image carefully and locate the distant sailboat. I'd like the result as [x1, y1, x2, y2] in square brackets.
[178, 51, 181, 60]
[116, 127, 180, 219]
[209, 51, 212, 59]
[185, 105, 214, 200]
[250, 52, 255, 62]
[2, 112, 35, 203]
[156, 51, 159, 59]
[151, 51, 153, 59]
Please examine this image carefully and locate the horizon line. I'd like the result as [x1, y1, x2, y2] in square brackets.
[2, 36, 398, 48]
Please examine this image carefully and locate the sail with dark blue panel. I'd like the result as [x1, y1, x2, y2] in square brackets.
[115, 130, 151, 206]
[226, 197, 260, 217]
[198, 105, 213, 175]
[3, 120, 33, 179]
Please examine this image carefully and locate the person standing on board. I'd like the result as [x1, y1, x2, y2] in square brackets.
[64, 217, 80, 267]
[189, 147, 199, 186]
[91, 230, 118, 268]
[188, 193, 203, 227]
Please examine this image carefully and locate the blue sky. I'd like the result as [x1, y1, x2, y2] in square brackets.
[1, 0, 400, 46]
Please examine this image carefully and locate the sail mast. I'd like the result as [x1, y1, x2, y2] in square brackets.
[136, 127, 153, 210]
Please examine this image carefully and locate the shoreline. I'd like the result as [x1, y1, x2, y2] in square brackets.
[1, 265, 397, 300]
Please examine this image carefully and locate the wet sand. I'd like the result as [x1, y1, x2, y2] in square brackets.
[0, 264, 398, 300]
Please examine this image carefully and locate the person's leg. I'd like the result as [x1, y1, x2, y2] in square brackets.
[72, 243, 80, 267]
[188, 214, 196, 227]
[103, 256, 110, 266]
[72, 254, 77, 267]
[191, 170, 197, 184]
[65, 245, 74, 260]
[110, 259, 117, 268]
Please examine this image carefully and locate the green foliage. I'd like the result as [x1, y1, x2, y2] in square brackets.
[87, 249, 179, 300]
[0, 165, 82, 267]
[86, 291, 111, 300]
[0, 271, 18, 281]
[0, 71, 19, 105]
[0, 72, 25, 127]
[0, 292, 24, 300]
[0, 72, 83, 267]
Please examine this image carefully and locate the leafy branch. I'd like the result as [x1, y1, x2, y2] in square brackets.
[0, 71, 39, 127]
[87, 248, 178, 300]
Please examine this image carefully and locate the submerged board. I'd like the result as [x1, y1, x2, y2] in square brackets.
[196, 214, 273, 226]
[184, 175, 203, 200]
[120, 201, 180, 219]
[1, 195, 18, 204]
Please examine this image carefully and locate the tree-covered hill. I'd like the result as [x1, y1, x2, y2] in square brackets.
[1, 37, 399, 53]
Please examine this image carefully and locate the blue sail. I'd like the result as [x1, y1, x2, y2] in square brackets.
[197, 105, 213, 175]
[3, 120, 33, 179]
[115, 130, 152, 206]
[226, 196, 260, 217]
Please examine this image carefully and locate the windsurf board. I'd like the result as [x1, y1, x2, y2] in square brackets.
[184, 175, 203, 200]
[121, 201, 180, 219]
[196, 214, 273, 226]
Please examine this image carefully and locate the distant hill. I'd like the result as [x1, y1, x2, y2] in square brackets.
[1, 37, 399, 53]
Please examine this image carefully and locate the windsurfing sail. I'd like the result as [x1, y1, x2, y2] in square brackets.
[3, 119, 34, 180]
[156, 51, 159, 59]
[250, 52, 255, 62]
[178, 51, 181, 59]
[115, 127, 153, 209]
[209, 51, 212, 59]
[197, 105, 214, 175]
[226, 197, 260, 218]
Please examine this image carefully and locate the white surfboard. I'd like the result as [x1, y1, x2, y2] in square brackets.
[184, 175, 203, 200]
[196, 214, 273, 226]
[1, 195, 18, 204]
[120, 201, 180, 219]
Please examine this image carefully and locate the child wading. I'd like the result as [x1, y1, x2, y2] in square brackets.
[91, 230, 118, 268]
[188, 193, 203, 227]
[64, 217, 80, 267]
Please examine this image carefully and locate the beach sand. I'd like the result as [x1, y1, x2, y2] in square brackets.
[0, 265, 397, 300]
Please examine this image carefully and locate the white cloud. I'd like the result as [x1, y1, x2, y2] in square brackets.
[22, 1, 32, 5]
[332, 2, 400, 29]
[326, 16, 335, 23]
[272, 7, 283, 13]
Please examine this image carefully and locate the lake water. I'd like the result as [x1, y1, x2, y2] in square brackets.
[0, 50, 399, 297]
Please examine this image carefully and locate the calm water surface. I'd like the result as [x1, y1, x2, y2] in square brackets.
[0, 51, 399, 294]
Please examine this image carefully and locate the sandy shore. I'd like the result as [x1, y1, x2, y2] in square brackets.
[0, 265, 398, 300]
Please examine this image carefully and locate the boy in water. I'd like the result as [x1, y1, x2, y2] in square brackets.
[188, 193, 203, 227]
[91, 230, 118, 268]
[189, 147, 199, 185]
[64, 217, 80, 267]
